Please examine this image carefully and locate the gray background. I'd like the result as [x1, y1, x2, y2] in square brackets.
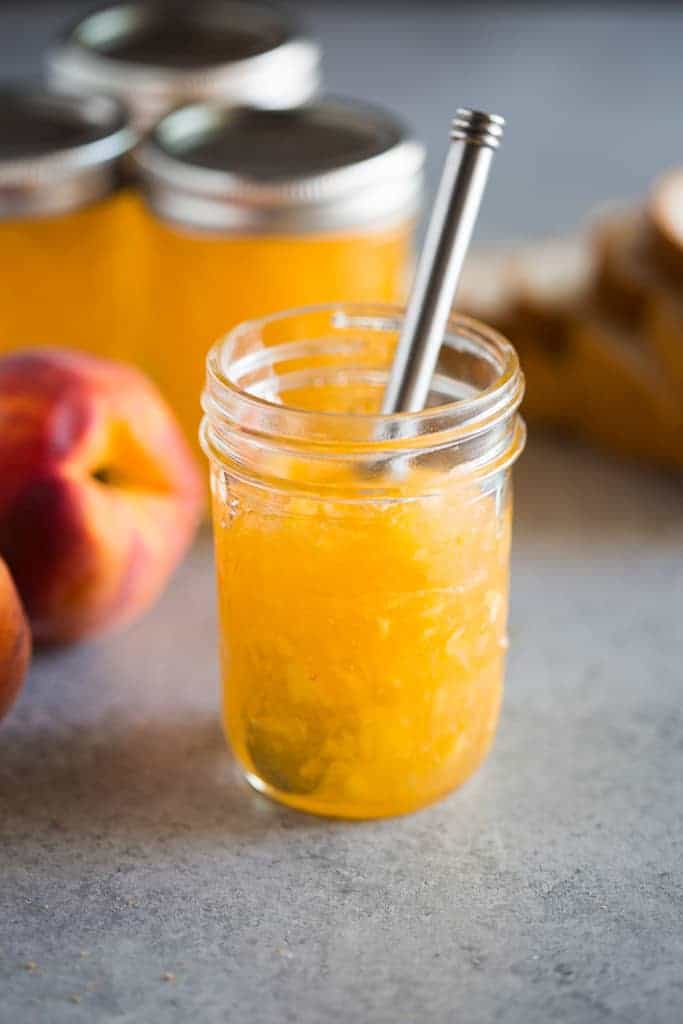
[6, 1, 683, 239]
[2, 4, 683, 1023]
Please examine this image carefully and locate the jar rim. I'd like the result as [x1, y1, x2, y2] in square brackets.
[135, 99, 424, 234]
[47, 2, 321, 134]
[202, 303, 525, 475]
[0, 88, 133, 218]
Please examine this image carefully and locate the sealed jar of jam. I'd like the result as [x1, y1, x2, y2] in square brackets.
[135, 99, 424, 449]
[0, 89, 134, 358]
[47, 0, 321, 134]
[201, 304, 526, 818]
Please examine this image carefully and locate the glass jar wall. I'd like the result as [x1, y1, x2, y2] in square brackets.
[201, 304, 526, 818]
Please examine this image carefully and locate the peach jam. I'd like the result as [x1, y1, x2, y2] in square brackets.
[201, 305, 525, 819]
[135, 100, 423, 452]
[0, 89, 133, 359]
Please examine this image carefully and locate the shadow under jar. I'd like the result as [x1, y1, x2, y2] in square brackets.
[201, 304, 526, 819]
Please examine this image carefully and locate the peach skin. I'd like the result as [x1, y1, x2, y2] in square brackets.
[0, 350, 203, 644]
[0, 557, 31, 720]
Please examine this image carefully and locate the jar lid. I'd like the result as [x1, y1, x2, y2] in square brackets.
[0, 88, 133, 219]
[47, 1, 321, 133]
[135, 99, 425, 234]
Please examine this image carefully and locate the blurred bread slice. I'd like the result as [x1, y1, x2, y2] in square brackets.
[455, 230, 683, 468]
[504, 237, 594, 424]
[452, 244, 574, 424]
[647, 168, 683, 278]
[508, 235, 594, 345]
[510, 341, 576, 426]
[503, 235, 681, 460]
[456, 246, 517, 334]
[569, 312, 682, 468]
[644, 287, 683, 397]
[589, 202, 683, 394]
[590, 206, 657, 325]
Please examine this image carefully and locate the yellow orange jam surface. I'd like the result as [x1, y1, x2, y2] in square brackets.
[212, 457, 511, 819]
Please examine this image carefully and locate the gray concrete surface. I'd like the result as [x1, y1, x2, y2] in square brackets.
[2, 3, 683, 1022]
[3, 438, 682, 1024]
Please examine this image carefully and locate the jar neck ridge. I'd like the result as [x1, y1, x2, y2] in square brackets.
[201, 303, 525, 492]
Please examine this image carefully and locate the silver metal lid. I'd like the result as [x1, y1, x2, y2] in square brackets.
[135, 99, 425, 234]
[0, 88, 134, 219]
[47, 2, 322, 134]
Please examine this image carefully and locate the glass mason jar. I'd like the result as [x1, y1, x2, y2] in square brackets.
[0, 89, 135, 362]
[47, 0, 321, 136]
[136, 100, 424, 456]
[201, 304, 525, 819]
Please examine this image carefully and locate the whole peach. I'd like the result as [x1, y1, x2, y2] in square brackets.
[0, 350, 203, 644]
[0, 557, 31, 720]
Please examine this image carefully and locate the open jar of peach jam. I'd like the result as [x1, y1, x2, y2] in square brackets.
[136, 100, 423, 452]
[201, 304, 525, 819]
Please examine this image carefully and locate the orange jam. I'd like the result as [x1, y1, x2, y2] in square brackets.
[202, 305, 525, 818]
[0, 90, 134, 362]
[212, 464, 511, 818]
[0, 190, 139, 360]
[141, 216, 412, 451]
